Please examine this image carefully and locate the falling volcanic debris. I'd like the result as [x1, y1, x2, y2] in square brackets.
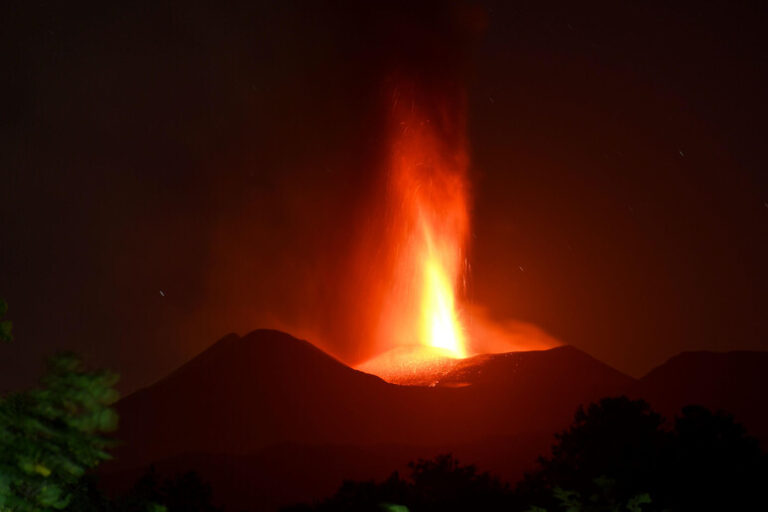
[355, 75, 561, 385]
[358, 78, 472, 382]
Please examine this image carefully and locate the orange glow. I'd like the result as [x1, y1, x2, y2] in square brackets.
[352, 82, 562, 384]
[421, 252, 465, 356]
[372, 85, 471, 360]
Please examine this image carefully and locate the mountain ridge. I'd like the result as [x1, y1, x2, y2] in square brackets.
[111, 329, 632, 471]
[105, 330, 768, 511]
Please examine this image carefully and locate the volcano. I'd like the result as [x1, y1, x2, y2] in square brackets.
[104, 330, 768, 511]
[106, 330, 631, 508]
[97, 330, 768, 510]
[112, 330, 632, 469]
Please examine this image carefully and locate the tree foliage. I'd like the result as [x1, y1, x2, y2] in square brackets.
[520, 397, 768, 512]
[63, 466, 220, 512]
[290, 396, 767, 512]
[0, 299, 12, 343]
[113, 467, 220, 512]
[526, 478, 651, 512]
[0, 352, 119, 511]
[283, 453, 511, 512]
[520, 397, 664, 510]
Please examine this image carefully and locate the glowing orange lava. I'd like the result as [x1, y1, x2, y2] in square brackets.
[354, 84, 562, 384]
[372, 86, 471, 361]
[420, 242, 466, 356]
[352, 84, 563, 384]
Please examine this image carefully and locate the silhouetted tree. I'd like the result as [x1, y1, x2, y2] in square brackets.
[63, 475, 114, 512]
[114, 467, 220, 512]
[292, 471, 409, 512]
[519, 397, 665, 510]
[406, 454, 510, 511]
[521, 397, 768, 512]
[283, 454, 511, 512]
[661, 405, 767, 511]
[160, 471, 219, 512]
[526, 477, 651, 512]
[116, 466, 164, 512]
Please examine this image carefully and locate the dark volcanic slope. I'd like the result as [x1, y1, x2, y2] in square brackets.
[108, 332, 768, 511]
[115, 330, 392, 467]
[112, 330, 633, 471]
[436, 345, 634, 389]
[631, 350, 768, 442]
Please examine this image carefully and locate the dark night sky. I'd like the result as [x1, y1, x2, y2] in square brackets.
[1, 0, 766, 394]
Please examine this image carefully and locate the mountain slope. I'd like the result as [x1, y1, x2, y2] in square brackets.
[111, 330, 633, 471]
[107, 331, 768, 511]
[114, 330, 392, 467]
[631, 350, 768, 442]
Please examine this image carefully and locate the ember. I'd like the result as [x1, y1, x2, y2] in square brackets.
[359, 82, 472, 379]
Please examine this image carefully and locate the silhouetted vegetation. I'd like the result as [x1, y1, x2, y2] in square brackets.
[518, 397, 664, 511]
[520, 397, 767, 511]
[288, 397, 767, 512]
[114, 467, 221, 512]
[0, 299, 12, 343]
[525, 478, 651, 512]
[282, 454, 511, 512]
[62, 466, 220, 512]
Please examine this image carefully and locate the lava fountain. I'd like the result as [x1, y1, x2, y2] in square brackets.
[392, 107, 469, 359]
[357, 82, 472, 382]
